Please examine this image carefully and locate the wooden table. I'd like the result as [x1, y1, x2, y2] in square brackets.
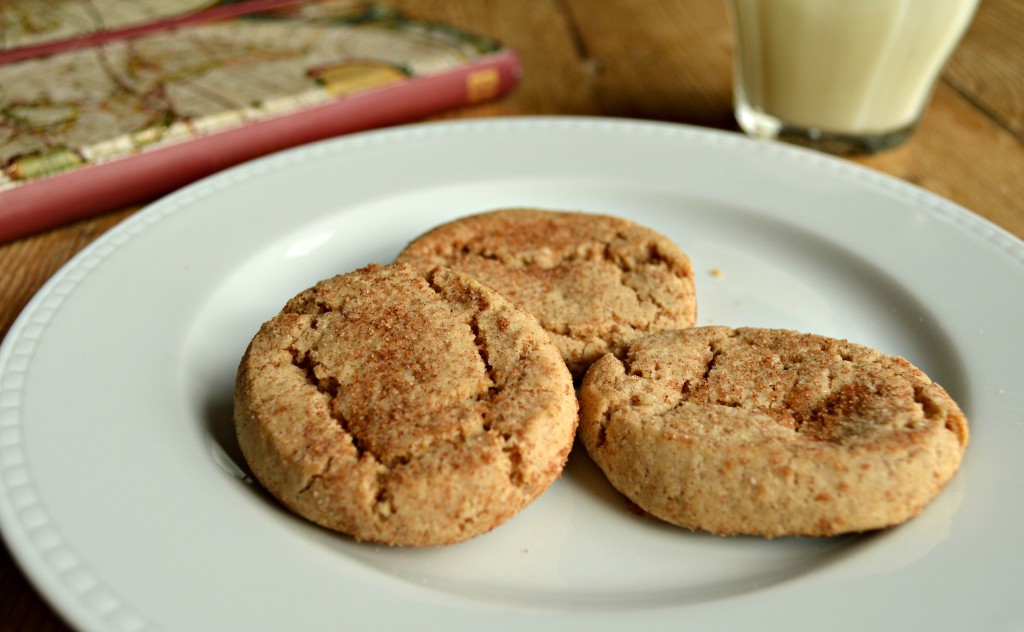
[1, 1, 1020, 629]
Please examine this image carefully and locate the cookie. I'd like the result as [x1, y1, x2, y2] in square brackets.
[578, 326, 969, 537]
[234, 263, 578, 546]
[396, 208, 697, 378]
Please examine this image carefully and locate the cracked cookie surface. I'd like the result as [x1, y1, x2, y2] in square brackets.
[395, 208, 697, 378]
[578, 326, 969, 537]
[234, 263, 577, 546]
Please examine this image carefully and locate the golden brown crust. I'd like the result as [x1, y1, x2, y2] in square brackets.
[395, 208, 697, 378]
[578, 326, 969, 537]
[234, 263, 578, 546]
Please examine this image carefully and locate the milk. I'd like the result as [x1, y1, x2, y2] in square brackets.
[728, 0, 979, 137]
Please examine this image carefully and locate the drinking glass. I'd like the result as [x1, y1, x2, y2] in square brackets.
[726, 0, 980, 154]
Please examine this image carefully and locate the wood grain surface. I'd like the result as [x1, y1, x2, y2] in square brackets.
[1, 0, 1021, 629]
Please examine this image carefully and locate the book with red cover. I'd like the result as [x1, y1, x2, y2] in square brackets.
[0, 0, 521, 242]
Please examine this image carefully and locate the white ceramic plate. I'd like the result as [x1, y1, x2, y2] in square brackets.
[1, 117, 1022, 632]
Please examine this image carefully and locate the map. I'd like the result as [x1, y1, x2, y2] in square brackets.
[1, 0, 216, 51]
[0, 0, 501, 191]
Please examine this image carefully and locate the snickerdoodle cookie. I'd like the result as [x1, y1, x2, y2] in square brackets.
[578, 326, 969, 538]
[234, 263, 577, 546]
[396, 208, 697, 378]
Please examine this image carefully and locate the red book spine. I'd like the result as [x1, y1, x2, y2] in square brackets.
[0, 0, 310, 64]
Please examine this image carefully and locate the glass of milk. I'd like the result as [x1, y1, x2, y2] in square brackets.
[726, 0, 980, 154]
